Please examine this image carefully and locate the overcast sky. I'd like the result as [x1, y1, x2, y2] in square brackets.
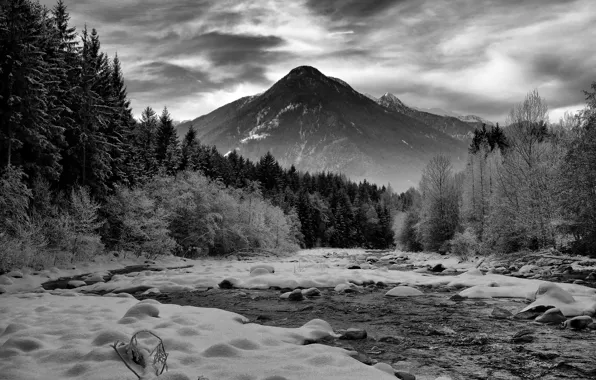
[41, 0, 596, 123]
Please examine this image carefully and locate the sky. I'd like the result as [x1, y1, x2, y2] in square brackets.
[40, 0, 596, 123]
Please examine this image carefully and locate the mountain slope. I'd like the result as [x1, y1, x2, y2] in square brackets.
[178, 66, 470, 190]
[376, 93, 479, 139]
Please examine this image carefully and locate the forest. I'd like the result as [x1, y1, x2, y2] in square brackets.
[0, 0, 396, 272]
[397, 88, 596, 258]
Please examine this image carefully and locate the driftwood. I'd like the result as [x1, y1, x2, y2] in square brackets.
[111, 330, 168, 379]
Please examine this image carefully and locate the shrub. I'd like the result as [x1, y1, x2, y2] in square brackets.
[450, 228, 479, 261]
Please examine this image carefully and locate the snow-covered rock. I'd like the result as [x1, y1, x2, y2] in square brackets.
[385, 286, 424, 297]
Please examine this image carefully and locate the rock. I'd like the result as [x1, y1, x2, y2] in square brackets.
[279, 292, 291, 299]
[573, 279, 585, 285]
[141, 288, 160, 295]
[67, 280, 87, 288]
[413, 268, 429, 273]
[562, 316, 593, 330]
[249, 268, 271, 277]
[376, 281, 387, 288]
[339, 328, 367, 340]
[218, 279, 235, 289]
[0, 275, 13, 285]
[431, 264, 446, 273]
[388, 264, 401, 270]
[7, 270, 23, 278]
[385, 286, 424, 297]
[535, 308, 567, 324]
[463, 268, 484, 276]
[288, 289, 304, 301]
[395, 371, 416, 380]
[249, 264, 274, 274]
[515, 305, 555, 320]
[372, 362, 395, 375]
[511, 329, 534, 344]
[347, 265, 361, 270]
[347, 351, 375, 365]
[302, 287, 321, 297]
[335, 283, 361, 293]
[0, 286, 6, 294]
[519, 264, 539, 274]
[366, 256, 378, 263]
[491, 307, 513, 319]
[517, 282, 588, 317]
[360, 263, 371, 270]
[449, 294, 465, 301]
[586, 272, 596, 281]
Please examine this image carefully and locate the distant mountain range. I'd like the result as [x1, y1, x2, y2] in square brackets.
[177, 66, 492, 190]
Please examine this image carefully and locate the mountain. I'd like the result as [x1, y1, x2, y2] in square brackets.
[177, 66, 470, 191]
[375, 93, 480, 139]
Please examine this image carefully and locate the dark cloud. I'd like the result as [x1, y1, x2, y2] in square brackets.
[304, 0, 400, 21]
[158, 31, 286, 65]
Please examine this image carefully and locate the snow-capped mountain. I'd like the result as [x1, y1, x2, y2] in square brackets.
[177, 66, 470, 190]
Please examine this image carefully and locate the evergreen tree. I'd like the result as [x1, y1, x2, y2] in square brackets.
[0, 0, 64, 180]
[155, 106, 179, 174]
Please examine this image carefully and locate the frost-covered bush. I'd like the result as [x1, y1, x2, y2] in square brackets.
[450, 228, 479, 261]
[103, 187, 176, 258]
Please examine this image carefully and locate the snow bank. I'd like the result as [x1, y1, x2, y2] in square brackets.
[0, 294, 396, 380]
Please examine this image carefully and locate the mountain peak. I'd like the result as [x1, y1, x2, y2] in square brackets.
[378, 92, 407, 110]
[287, 65, 324, 78]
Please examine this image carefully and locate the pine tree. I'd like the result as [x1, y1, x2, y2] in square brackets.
[0, 0, 64, 180]
[180, 125, 201, 171]
[155, 107, 180, 174]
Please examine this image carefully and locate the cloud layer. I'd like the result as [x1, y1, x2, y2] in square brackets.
[41, 0, 596, 122]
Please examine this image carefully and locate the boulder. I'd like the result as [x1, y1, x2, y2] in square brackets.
[395, 372, 416, 380]
[562, 315, 593, 330]
[288, 289, 304, 301]
[431, 264, 446, 273]
[67, 280, 87, 288]
[7, 270, 23, 278]
[0, 275, 13, 285]
[372, 363, 395, 375]
[339, 328, 367, 340]
[218, 279, 235, 289]
[249, 268, 271, 277]
[491, 307, 513, 319]
[302, 287, 321, 297]
[517, 282, 596, 317]
[535, 308, 566, 324]
[249, 264, 274, 274]
[385, 286, 424, 297]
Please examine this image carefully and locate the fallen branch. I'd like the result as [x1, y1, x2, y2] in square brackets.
[112, 330, 168, 379]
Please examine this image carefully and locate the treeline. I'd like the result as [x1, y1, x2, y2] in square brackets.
[398, 87, 596, 258]
[0, 0, 395, 272]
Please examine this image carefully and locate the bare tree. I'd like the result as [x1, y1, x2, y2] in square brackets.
[418, 155, 460, 251]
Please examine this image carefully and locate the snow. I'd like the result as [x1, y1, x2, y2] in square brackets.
[1, 249, 596, 379]
[0, 294, 397, 380]
[240, 133, 270, 144]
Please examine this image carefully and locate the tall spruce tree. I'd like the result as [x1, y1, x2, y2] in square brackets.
[155, 107, 179, 174]
[0, 0, 64, 180]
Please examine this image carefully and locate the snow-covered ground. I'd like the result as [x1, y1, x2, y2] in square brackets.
[1, 249, 595, 380]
